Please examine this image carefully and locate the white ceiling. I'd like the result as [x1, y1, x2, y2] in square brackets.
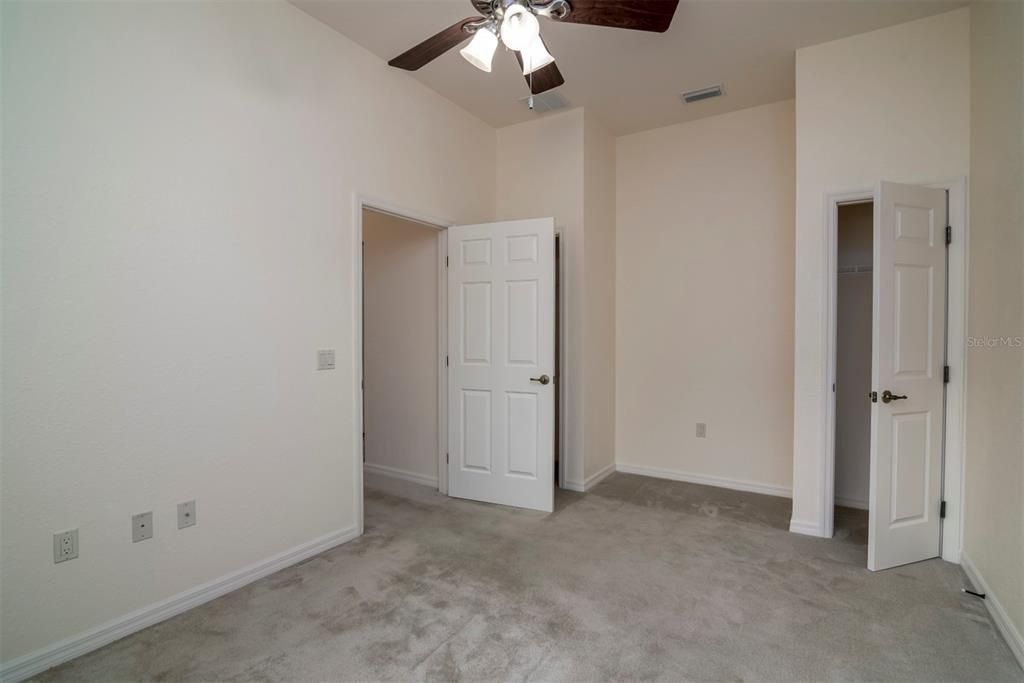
[292, 0, 964, 135]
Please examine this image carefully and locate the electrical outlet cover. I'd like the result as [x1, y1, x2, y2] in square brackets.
[53, 529, 79, 563]
[178, 500, 196, 529]
[132, 512, 153, 543]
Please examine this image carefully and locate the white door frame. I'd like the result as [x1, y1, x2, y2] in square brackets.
[555, 230, 567, 491]
[352, 194, 453, 535]
[821, 177, 968, 563]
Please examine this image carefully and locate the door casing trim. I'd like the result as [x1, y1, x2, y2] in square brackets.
[353, 194, 453, 535]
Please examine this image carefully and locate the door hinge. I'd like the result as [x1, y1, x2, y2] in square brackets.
[445, 355, 449, 367]
[940, 500, 947, 519]
[945, 225, 952, 246]
[943, 365, 950, 383]
[446, 453, 449, 464]
[446, 256, 449, 267]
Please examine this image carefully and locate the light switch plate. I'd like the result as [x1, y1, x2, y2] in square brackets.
[132, 511, 153, 543]
[696, 423, 707, 438]
[317, 349, 336, 371]
[177, 500, 196, 529]
[53, 529, 79, 563]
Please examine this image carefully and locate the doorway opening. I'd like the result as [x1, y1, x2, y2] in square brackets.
[354, 199, 565, 529]
[360, 206, 447, 494]
[833, 201, 873, 547]
[821, 180, 967, 571]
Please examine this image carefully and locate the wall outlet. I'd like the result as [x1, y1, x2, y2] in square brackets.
[132, 511, 153, 543]
[317, 349, 336, 371]
[696, 423, 707, 438]
[53, 529, 79, 563]
[177, 500, 196, 529]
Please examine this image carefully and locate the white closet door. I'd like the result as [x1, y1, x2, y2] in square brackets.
[868, 182, 947, 571]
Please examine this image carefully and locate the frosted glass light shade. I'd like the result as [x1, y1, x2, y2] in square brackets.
[500, 4, 539, 51]
[520, 36, 554, 75]
[460, 28, 498, 72]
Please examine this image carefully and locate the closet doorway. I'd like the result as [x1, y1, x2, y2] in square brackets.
[834, 201, 873, 545]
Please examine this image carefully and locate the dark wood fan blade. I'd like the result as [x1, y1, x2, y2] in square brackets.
[513, 48, 565, 94]
[558, 0, 679, 32]
[388, 17, 483, 70]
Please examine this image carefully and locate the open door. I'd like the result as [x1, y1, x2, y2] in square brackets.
[447, 218, 555, 512]
[868, 182, 947, 571]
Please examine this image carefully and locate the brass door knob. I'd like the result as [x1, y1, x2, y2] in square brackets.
[881, 390, 907, 403]
[530, 374, 551, 385]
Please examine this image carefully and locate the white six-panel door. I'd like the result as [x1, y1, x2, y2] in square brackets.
[868, 182, 947, 571]
[447, 218, 555, 512]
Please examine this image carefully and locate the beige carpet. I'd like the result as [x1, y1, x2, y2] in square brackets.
[37, 472, 1022, 681]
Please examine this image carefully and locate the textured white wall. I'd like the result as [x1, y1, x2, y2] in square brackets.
[582, 111, 617, 483]
[495, 109, 586, 487]
[495, 108, 618, 489]
[963, 0, 1024, 651]
[0, 0, 494, 663]
[615, 101, 795, 493]
[362, 210, 439, 485]
[791, 8, 970, 534]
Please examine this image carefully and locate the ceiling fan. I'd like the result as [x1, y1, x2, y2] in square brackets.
[388, 0, 680, 95]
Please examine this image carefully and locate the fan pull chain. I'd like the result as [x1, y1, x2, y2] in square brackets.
[528, 57, 535, 109]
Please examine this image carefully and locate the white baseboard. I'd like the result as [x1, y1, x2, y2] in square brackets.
[562, 461, 632, 493]
[788, 519, 827, 537]
[583, 462, 616, 490]
[363, 462, 438, 488]
[961, 553, 1024, 671]
[0, 526, 360, 683]
[615, 463, 792, 499]
[835, 495, 868, 510]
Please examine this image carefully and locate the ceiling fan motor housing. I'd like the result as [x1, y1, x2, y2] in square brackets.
[469, 0, 572, 24]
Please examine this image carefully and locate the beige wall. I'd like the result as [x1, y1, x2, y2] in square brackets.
[615, 100, 795, 494]
[582, 111, 617, 483]
[963, 0, 1024, 656]
[495, 108, 617, 489]
[496, 109, 587, 487]
[0, 0, 495, 664]
[791, 8, 970, 534]
[835, 203, 873, 510]
[362, 210, 439, 485]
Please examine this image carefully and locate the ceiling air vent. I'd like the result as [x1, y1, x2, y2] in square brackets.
[680, 84, 724, 104]
[519, 91, 570, 113]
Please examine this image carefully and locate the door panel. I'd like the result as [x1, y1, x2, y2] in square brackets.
[893, 265, 934, 377]
[461, 283, 491, 364]
[869, 182, 946, 571]
[890, 412, 929, 524]
[448, 218, 555, 512]
[507, 280, 538, 365]
[507, 392, 538, 476]
[461, 390, 492, 472]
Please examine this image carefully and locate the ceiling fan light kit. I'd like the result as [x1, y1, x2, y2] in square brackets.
[519, 35, 554, 75]
[388, 0, 680, 95]
[459, 24, 498, 72]
[499, 3, 540, 51]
